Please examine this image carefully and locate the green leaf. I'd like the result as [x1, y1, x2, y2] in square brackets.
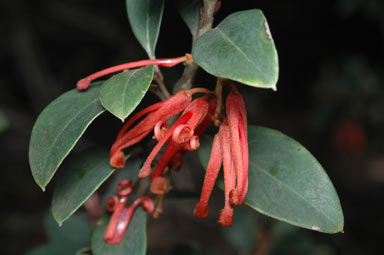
[91, 210, 147, 255]
[198, 125, 344, 233]
[126, 0, 165, 58]
[175, 0, 201, 38]
[192, 9, 279, 89]
[29, 82, 105, 190]
[100, 66, 154, 122]
[52, 150, 115, 225]
[27, 214, 91, 255]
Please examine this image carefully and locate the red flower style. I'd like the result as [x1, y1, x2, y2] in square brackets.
[194, 88, 248, 227]
[77, 55, 192, 90]
[109, 88, 210, 169]
[150, 98, 217, 195]
[104, 179, 154, 244]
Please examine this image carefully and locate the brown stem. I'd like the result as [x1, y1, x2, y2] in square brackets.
[173, 0, 218, 93]
[153, 66, 171, 100]
[213, 78, 224, 126]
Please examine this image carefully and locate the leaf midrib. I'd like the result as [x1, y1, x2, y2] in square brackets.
[145, 0, 152, 57]
[41, 97, 102, 183]
[122, 69, 140, 114]
[215, 27, 270, 82]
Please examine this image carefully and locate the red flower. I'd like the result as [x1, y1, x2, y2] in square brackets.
[194, 88, 248, 227]
[110, 88, 209, 168]
[150, 98, 217, 194]
[104, 179, 154, 244]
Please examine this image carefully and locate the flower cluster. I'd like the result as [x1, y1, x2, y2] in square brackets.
[77, 56, 249, 240]
[104, 179, 154, 244]
[109, 88, 215, 194]
[194, 86, 248, 226]
[110, 84, 248, 227]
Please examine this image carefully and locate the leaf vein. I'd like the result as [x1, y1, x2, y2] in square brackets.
[216, 28, 270, 82]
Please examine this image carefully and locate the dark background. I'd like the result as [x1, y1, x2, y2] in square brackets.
[1, 0, 384, 254]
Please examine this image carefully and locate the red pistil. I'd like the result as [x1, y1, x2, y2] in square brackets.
[226, 89, 248, 205]
[194, 131, 222, 218]
[218, 123, 235, 227]
[194, 85, 248, 227]
[138, 98, 209, 178]
[104, 196, 154, 244]
[110, 88, 211, 169]
[104, 179, 154, 245]
[77, 55, 192, 90]
[110, 90, 192, 168]
[150, 98, 217, 195]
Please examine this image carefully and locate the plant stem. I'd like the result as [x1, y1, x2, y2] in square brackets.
[173, 0, 218, 93]
[214, 78, 224, 126]
[153, 66, 171, 100]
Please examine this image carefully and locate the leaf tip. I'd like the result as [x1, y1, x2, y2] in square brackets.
[334, 221, 344, 233]
[36, 180, 46, 192]
[53, 213, 64, 227]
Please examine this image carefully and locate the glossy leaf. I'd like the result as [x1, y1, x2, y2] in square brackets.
[192, 9, 279, 89]
[198, 125, 344, 233]
[126, 0, 164, 58]
[52, 150, 115, 225]
[100, 66, 154, 122]
[27, 214, 91, 255]
[91, 210, 147, 255]
[175, 0, 201, 38]
[29, 82, 105, 190]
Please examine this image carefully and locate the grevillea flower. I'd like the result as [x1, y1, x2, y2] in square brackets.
[109, 88, 210, 168]
[104, 179, 154, 244]
[150, 98, 217, 195]
[194, 87, 248, 227]
[139, 97, 209, 178]
[226, 87, 248, 205]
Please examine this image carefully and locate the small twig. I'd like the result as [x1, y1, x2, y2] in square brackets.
[173, 0, 218, 94]
[152, 166, 172, 219]
[153, 66, 171, 100]
[213, 78, 224, 126]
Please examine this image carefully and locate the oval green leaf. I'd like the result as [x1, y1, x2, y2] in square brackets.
[27, 214, 91, 255]
[198, 125, 344, 233]
[100, 66, 154, 122]
[29, 82, 105, 190]
[175, 0, 201, 38]
[91, 210, 147, 255]
[192, 9, 279, 89]
[52, 150, 115, 225]
[126, 0, 164, 58]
